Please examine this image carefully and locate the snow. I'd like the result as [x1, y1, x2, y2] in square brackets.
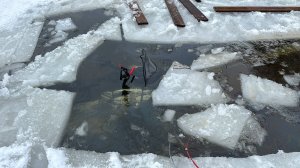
[75, 121, 88, 136]
[152, 62, 226, 106]
[284, 73, 300, 86]
[118, 0, 300, 43]
[9, 17, 121, 87]
[191, 52, 239, 70]
[162, 109, 176, 122]
[0, 87, 74, 147]
[241, 74, 299, 107]
[0, 143, 31, 168]
[177, 104, 255, 149]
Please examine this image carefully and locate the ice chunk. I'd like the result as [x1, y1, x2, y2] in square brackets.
[241, 74, 299, 107]
[119, 0, 300, 43]
[191, 52, 239, 70]
[48, 30, 68, 44]
[55, 18, 77, 32]
[75, 121, 88, 136]
[284, 73, 300, 86]
[177, 104, 252, 149]
[152, 62, 226, 106]
[211, 47, 225, 54]
[0, 87, 74, 147]
[94, 17, 122, 41]
[0, 21, 44, 68]
[162, 109, 176, 122]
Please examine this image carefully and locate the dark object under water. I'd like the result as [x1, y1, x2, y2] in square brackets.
[140, 49, 157, 86]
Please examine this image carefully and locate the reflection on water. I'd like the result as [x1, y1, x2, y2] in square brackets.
[38, 10, 300, 157]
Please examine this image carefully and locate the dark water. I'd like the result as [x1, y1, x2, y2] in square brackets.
[36, 9, 300, 157]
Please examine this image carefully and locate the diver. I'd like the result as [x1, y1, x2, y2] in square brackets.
[120, 66, 135, 89]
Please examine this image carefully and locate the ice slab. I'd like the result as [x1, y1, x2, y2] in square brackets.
[0, 87, 74, 147]
[152, 62, 226, 106]
[0, 21, 44, 68]
[191, 52, 239, 70]
[10, 17, 121, 87]
[241, 74, 299, 107]
[0, 143, 31, 168]
[118, 0, 300, 43]
[177, 104, 252, 149]
[45, 0, 119, 17]
[284, 73, 300, 86]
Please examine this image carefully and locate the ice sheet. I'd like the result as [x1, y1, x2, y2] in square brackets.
[44, 147, 300, 168]
[0, 87, 74, 147]
[9, 17, 121, 87]
[241, 74, 299, 107]
[118, 0, 300, 43]
[177, 104, 252, 149]
[152, 62, 226, 106]
[191, 52, 239, 70]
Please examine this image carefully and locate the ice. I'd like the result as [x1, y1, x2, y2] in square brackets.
[45, 0, 119, 17]
[0, 63, 25, 80]
[241, 74, 299, 107]
[0, 21, 44, 68]
[44, 148, 300, 168]
[48, 30, 68, 44]
[75, 121, 88, 136]
[0, 87, 74, 147]
[177, 104, 252, 149]
[284, 73, 300, 86]
[211, 47, 224, 54]
[152, 62, 226, 106]
[0, 143, 31, 168]
[10, 17, 121, 87]
[55, 18, 77, 32]
[118, 0, 300, 43]
[191, 52, 239, 70]
[162, 109, 176, 122]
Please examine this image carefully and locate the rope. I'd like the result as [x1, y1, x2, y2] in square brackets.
[184, 143, 200, 168]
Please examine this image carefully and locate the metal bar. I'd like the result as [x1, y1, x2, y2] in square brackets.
[178, 0, 208, 22]
[214, 6, 300, 12]
[165, 0, 185, 27]
[129, 1, 148, 25]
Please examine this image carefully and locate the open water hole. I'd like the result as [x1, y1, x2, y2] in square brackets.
[33, 9, 300, 158]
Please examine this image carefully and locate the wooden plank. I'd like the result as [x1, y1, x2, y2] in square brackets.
[214, 6, 300, 12]
[128, 1, 148, 25]
[178, 0, 208, 22]
[164, 0, 185, 27]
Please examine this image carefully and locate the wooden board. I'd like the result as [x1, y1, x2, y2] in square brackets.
[214, 6, 300, 12]
[179, 0, 208, 22]
[165, 0, 185, 27]
[128, 1, 148, 25]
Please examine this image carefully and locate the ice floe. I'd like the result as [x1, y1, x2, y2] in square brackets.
[241, 74, 299, 107]
[152, 62, 226, 106]
[284, 73, 300, 86]
[162, 109, 176, 122]
[191, 52, 239, 70]
[0, 87, 74, 147]
[177, 104, 264, 149]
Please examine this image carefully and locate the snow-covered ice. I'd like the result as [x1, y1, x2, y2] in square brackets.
[10, 17, 121, 87]
[162, 109, 176, 122]
[177, 104, 256, 149]
[0, 21, 44, 68]
[191, 52, 239, 70]
[241, 74, 299, 107]
[0, 87, 74, 147]
[152, 62, 226, 106]
[118, 0, 300, 43]
[284, 73, 300, 86]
